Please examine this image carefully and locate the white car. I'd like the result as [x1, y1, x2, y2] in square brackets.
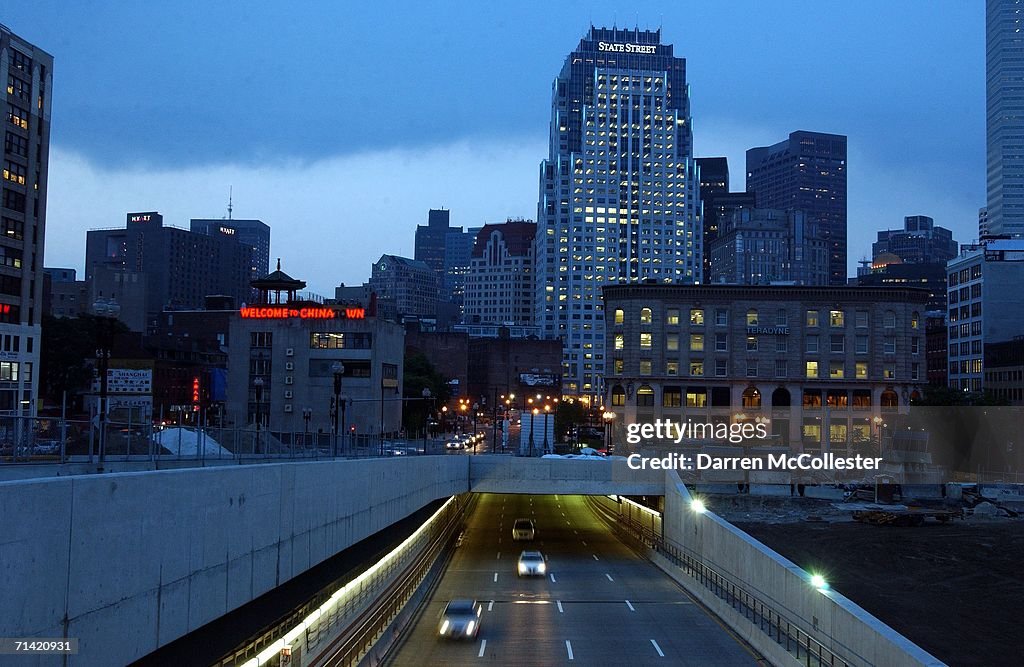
[512, 518, 536, 541]
[437, 599, 481, 640]
[517, 550, 546, 577]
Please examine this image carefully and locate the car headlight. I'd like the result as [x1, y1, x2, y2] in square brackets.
[518, 564, 527, 573]
[466, 621, 476, 636]
[538, 563, 546, 573]
[440, 620, 450, 635]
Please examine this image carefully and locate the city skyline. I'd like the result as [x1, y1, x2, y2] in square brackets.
[6, 3, 986, 295]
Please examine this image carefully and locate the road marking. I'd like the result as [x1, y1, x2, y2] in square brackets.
[605, 573, 614, 582]
[488, 600, 494, 611]
[557, 600, 564, 613]
[581, 540, 587, 546]
[493, 572, 499, 582]
[573, 530, 579, 535]
[625, 600, 635, 611]
[497, 552, 501, 559]
[592, 554, 599, 560]
[478, 639, 487, 658]
[566, 640, 574, 660]
[561, 512, 565, 516]
[651, 639, 665, 657]
[550, 573, 557, 583]
[565, 520, 570, 525]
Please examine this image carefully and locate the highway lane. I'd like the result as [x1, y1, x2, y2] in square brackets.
[386, 493, 762, 666]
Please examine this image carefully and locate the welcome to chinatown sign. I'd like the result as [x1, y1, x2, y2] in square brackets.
[239, 306, 365, 320]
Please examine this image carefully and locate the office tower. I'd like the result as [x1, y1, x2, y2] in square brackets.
[367, 254, 439, 320]
[979, 207, 990, 241]
[413, 208, 478, 314]
[190, 218, 271, 282]
[535, 27, 703, 398]
[414, 209, 451, 276]
[708, 208, 828, 285]
[746, 131, 848, 285]
[946, 239, 1024, 392]
[859, 215, 959, 312]
[464, 220, 536, 327]
[871, 216, 958, 264]
[987, 0, 1024, 238]
[1, 27, 52, 415]
[85, 212, 255, 329]
[695, 157, 728, 280]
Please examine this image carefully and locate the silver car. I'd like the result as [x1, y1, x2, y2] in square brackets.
[437, 599, 482, 640]
[517, 550, 547, 577]
[512, 518, 536, 541]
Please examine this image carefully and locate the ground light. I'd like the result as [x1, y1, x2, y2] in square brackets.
[691, 499, 706, 514]
[810, 573, 828, 590]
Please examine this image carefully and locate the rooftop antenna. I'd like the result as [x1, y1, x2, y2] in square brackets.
[227, 186, 233, 220]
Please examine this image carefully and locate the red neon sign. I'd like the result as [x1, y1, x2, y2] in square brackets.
[192, 377, 200, 411]
[238, 307, 365, 320]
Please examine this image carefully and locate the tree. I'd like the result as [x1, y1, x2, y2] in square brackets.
[39, 315, 129, 413]
[402, 352, 451, 434]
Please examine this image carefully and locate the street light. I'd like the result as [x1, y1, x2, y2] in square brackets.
[529, 407, 539, 457]
[331, 362, 344, 457]
[92, 297, 120, 468]
[603, 410, 615, 453]
[302, 407, 312, 452]
[542, 404, 551, 454]
[422, 388, 432, 450]
[472, 402, 479, 454]
[253, 376, 264, 454]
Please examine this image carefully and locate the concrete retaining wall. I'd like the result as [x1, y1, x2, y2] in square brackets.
[469, 456, 663, 495]
[0, 456, 468, 666]
[661, 470, 944, 667]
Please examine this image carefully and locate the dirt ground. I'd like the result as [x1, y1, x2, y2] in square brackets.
[722, 498, 1024, 667]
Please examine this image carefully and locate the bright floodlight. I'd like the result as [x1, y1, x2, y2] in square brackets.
[811, 574, 827, 590]
[691, 499, 706, 514]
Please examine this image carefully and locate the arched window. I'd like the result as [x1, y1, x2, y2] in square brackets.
[614, 309, 624, 325]
[771, 387, 791, 407]
[742, 386, 762, 408]
[910, 390, 922, 403]
[640, 307, 653, 324]
[881, 389, 899, 410]
[611, 385, 625, 406]
[747, 309, 759, 326]
[637, 385, 655, 407]
[884, 310, 897, 328]
[911, 311, 920, 329]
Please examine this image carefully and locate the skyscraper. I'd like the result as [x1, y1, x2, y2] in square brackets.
[535, 27, 702, 398]
[987, 0, 1024, 238]
[871, 216, 958, 265]
[746, 131, 847, 285]
[190, 218, 271, 283]
[695, 157, 755, 281]
[1, 27, 52, 416]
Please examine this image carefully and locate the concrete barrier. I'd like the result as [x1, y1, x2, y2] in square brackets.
[468, 455, 663, 495]
[660, 470, 944, 667]
[0, 456, 468, 666]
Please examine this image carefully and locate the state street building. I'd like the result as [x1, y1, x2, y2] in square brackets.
[603, 284, 928, 450]
[225, 266, 404, 438]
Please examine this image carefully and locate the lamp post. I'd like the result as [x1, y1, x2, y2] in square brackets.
[422, 388, 432, 451]
[92, 298, 120, 468]
[253, 377, 264, 454]
[302, 407, 312, 453]
[529, 407, 539, 457]
[542, 404, 551, 454]
[472, 402, 479, 454]
[331, 362, 344, 457]
[603, 410, 615, 453]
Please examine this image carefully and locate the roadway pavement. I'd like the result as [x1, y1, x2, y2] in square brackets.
[385, 493, 763, 666]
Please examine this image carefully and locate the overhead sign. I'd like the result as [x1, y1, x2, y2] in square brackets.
[520, 373, 559, 387]
[239, 306, 365, 320]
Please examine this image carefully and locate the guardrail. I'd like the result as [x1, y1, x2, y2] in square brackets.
[588, 495, 851, 667]
[216, 494, 466, 667]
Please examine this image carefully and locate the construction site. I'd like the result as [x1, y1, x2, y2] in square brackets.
[715, 485, 1024, 667]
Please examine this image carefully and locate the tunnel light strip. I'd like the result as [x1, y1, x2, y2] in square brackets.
[620, 495, 661, 518]
[241, 495, 458, 667]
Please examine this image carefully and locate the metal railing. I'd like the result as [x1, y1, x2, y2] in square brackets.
[217, 494, 466, 667]
[0, 415, 455, 468]
[588, 496, 852, 667]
